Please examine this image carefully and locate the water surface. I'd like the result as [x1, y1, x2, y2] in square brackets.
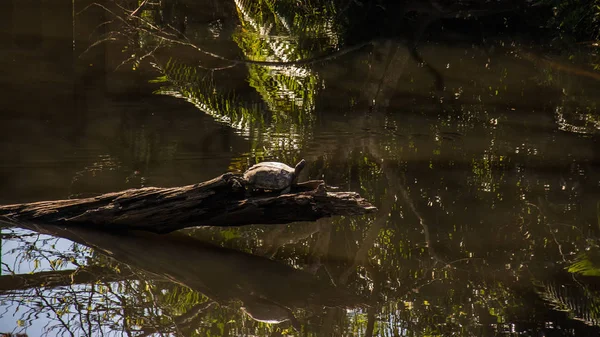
[1, 0, 600, 336]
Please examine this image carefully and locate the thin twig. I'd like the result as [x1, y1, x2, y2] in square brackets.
[129, 0, 148, 17]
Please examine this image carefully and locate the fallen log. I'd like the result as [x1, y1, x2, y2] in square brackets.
[0, 173, 376, 233]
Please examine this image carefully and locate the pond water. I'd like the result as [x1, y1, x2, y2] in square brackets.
[1, 0, 600, 336]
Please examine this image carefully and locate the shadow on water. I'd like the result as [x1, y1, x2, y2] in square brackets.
[1, 0, 600, 336]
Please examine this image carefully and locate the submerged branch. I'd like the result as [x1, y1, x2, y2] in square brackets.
[0, 266, 137, 293]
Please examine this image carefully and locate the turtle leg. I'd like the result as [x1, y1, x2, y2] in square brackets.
[280, 186, 291, 194]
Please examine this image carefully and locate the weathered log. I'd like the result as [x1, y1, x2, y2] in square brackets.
[0, 173, 376, 233]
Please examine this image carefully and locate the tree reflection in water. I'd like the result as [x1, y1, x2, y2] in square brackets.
[1, 0, 600, 336]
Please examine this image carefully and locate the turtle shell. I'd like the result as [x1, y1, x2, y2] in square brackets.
[243, 162, 296, 190]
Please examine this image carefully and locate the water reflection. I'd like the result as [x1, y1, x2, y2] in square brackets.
[1, 224, 364, 336]
[1, 0, 600, 336]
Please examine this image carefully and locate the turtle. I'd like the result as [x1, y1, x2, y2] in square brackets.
[243, 159, 306, 194]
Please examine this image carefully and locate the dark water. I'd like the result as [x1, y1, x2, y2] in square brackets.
[1, 0, 600, 336]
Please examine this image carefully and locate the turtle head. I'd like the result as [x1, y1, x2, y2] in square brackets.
[294, 159, 306, 177]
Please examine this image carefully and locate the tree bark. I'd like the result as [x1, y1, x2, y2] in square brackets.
[0, 173, 376, 233]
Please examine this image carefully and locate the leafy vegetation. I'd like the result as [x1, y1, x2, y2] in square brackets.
[540, 0, 600, 40]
